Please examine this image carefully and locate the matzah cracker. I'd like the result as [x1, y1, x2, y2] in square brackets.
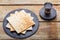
[10, 10, 34, 21]
[6, 23, 26, 34]
[10, 13, 33, 31]
[6, 23, 14, 31]
[6, 23, 32, 34]
[27, 27, 32, 30]
[7, 10, 35, 33]
[21, 31, 26, 34]
[15, 10, 34, 20]
[7, 13, 33, 32]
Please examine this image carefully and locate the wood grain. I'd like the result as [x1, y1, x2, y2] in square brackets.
[0, 22, 60, 39]
[0, 0, 59, 40]
[0, 6, 42, 21]
[0, 0, 60, 4]
[0, 5, 60, 21]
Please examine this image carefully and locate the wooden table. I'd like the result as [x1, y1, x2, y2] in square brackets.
[0, 0, 60, 40]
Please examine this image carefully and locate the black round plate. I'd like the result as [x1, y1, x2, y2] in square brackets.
[3, 9, 39, 39]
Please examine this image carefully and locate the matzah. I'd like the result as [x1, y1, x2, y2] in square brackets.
[7, 10, 35, 33]
[6, 23, 32, 34]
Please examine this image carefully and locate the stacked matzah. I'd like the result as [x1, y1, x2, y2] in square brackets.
[6, 10, 35, 34]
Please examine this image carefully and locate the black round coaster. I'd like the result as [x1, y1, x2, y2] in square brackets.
[39, 7, 56, 20]
[3, 9, 39, 39]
